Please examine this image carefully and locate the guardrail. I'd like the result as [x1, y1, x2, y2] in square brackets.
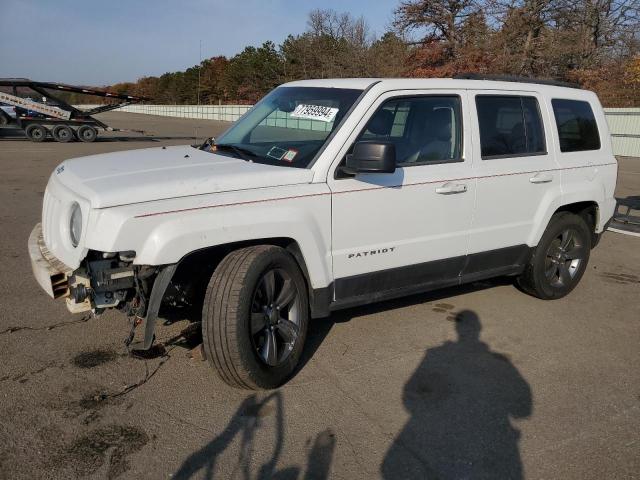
[74, 104, 640, 156]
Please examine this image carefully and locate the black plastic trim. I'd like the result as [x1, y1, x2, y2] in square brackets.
[481, 151, 549, 160]
[335, 255, 465, 300]
[310, 244, 533, 316]
[462, 244, 531, 277]
[309, 286, 332, 318]
[454, 73, 581, 89]
[142, 264, 177, 350]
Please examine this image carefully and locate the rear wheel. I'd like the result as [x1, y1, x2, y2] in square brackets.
[202, 245, 309, 390]
[25, 124, 48, 142]
[77, 125, 98, 142]
[517, 212, 591, 299]
[52, 125, 75, 143]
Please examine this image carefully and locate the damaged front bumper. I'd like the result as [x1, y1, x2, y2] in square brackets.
[28, 223, 135, 314]
[28, 223, 176, 350]
[28, 223, 73, 299]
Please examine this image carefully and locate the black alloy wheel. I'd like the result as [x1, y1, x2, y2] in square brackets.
[250, 268, 302, 367]
[517, 212, 591, 299]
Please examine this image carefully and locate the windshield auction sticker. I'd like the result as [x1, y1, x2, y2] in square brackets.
[282, 148, 298, 162]
[290, 104, 338, 123]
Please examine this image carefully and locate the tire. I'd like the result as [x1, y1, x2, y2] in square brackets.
[517, 212, 591, 299]
[52, 125, 75, 143]
[25, 124, 48, 142]
[202, 245, 309, 390]
[77, 125, 98, 142]
[0, 111, 10, 126]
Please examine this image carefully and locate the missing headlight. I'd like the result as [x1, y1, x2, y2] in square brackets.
[69, 202, 82, 247]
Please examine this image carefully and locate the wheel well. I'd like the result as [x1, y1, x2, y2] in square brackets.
[553, 201, 599, 244]
[165, 238, 311, 312]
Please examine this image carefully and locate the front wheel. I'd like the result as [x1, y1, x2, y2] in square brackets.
[517, 212, 591, 299]
[202, 245, 309, 390]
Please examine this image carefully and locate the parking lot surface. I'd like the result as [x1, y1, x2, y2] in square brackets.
[0, 112, 638, 479]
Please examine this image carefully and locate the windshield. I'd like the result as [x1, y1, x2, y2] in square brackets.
[210, 86, 363, 168]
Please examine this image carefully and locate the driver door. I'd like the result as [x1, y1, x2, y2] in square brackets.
[328, 91, 476, 304]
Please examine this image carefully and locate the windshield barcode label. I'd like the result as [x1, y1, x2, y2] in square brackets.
[290, 104, 338, 123]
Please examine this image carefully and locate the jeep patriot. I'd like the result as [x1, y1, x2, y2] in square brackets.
[28, 77, 617, 389]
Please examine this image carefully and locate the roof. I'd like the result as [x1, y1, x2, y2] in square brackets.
[283, 78, 382, 90]
[282, 77, 589, 95]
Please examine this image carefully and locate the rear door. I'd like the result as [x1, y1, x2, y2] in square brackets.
[465, 90, 561, 279]
[328, 90, 475, 303]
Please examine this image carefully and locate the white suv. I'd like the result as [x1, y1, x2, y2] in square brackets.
[28, 78, 618, 389]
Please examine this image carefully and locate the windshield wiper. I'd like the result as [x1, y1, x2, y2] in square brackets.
[214, 143, 258, 161]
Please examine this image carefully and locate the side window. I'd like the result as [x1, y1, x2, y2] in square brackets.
[551, 99, 601, 152]
[357, 96, 462, 166]
[360, 101, 410, 140]
[476, 95, 547, 158]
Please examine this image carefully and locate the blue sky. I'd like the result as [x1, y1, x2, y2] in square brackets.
[0, 0, 397, 86]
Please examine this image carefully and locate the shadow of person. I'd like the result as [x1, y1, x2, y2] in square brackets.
[173, 393, 284, 480]
[382, 310, 532, 479]
[173, 391, 335, 480]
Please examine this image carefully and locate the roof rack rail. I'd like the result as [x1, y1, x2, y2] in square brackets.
[453, 73, 581, 89]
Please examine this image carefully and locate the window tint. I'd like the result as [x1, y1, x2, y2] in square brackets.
[476, 96, 546, 158]
[551, 99, 600, 152]
[358, 96, 462, 165]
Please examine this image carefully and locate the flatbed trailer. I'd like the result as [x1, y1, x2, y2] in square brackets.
[0, 78, 149, 142]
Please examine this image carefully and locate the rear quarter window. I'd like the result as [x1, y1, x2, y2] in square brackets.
[551, 99, 601, 152]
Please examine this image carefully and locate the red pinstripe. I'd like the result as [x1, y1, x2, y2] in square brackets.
[134, 162, 616, 218]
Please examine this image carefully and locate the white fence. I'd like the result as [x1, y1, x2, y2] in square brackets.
[76, 104, 640, 156]
[118, 104, 253, 122]
[603, 108, 640, 157]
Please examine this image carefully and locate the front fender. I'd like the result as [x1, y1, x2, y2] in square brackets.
[85, 184, 333, 289]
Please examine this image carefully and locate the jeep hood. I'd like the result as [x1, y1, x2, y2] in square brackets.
[55, 145, 314, 208]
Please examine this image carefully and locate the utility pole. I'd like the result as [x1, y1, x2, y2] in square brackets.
[197, 39, 202, 105]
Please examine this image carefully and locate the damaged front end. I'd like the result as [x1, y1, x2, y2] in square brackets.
[28, 223, 175, 350]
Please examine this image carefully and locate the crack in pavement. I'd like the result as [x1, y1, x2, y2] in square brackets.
[0, 362, 63, 384]
[0, 314, 93, 336]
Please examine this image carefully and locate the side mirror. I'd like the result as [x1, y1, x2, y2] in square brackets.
[198, 136, 215, 151]
[345, 141, 396, 174]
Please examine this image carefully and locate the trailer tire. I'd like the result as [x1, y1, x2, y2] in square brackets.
[77, 125, 98, 143]
[52, 125, 75, 143]
[25, 124, 48, 142]
[0, 111, 10, 126]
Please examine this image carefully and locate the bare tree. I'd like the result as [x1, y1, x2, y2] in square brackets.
[393, 0, 482, 59]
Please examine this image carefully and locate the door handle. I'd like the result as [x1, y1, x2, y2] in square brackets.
[529, 173, 553, 184]
[435, 182, 467, 194]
